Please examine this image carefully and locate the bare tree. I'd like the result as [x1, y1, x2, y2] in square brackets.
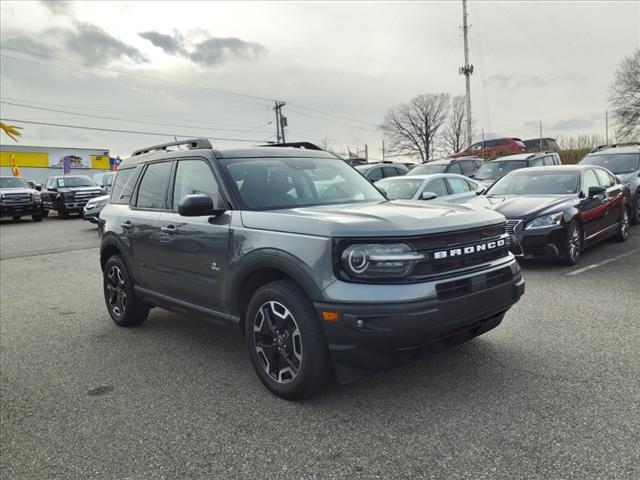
[610, 49, 640, 141]
[443, 95, 467, 154]
[382, 93, 450, 162]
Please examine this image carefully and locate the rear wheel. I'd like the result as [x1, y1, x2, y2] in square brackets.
[32, 214, 43, 222]
[103, 255, 149, 327]
[42, 210, 49, 218]
[12, 216, 21, 220]
[613, 206, 630, 242]
[561, 220, 582, 266]
[245, 280, 333, 400]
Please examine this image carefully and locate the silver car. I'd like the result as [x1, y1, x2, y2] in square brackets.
[375, 173, 481, 203]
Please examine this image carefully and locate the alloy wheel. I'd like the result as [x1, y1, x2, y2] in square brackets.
[620, 209, 630, 239]
[635, 195, 640, 223]
[568, 223, 581, 263]
[106, 265, 127, 317]
[253, 301, 303, 384]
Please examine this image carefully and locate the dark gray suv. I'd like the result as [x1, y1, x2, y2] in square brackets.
[99, 139, 525, 399]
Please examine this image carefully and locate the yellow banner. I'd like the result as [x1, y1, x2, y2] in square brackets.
[10, 154, 21, 177]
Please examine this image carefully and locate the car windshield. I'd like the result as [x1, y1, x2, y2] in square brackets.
[223, 157, 385, 210]
[475, 160, 528, 180]
[580, 153, 640, 174]
[56, 176, 96, 188]
[0, 177, 28, 188]
[408, 164, 447, 175]
[487, 172, 579, 195]
[375, 178, 424, 199]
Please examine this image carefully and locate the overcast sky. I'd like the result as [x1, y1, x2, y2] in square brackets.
[1, 0, 638, 159]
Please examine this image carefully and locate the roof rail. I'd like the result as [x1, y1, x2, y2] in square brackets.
[590, 142, 640, 153]
[260, 141, 323, 151]
[131, 138, 213, 157]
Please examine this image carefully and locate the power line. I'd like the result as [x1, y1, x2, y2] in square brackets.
[0, 118, 267, 143]
[0, 100, 273, 134]
[1, 47, 382, 130]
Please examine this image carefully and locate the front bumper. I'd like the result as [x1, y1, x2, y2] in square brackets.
[1, 202, 43, 217]
[315, 259, 524, 376]
[82, 204, 102, 223]
[509, 224, 566, 259]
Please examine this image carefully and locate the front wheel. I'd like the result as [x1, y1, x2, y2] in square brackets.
[245, 280, 333, 400]
[561, 220, 582, 266]
[613, 207, 630, 242]
[12, 216, 21, 220]
[103, 255, 149, 327]
[32, 214, 43, 222]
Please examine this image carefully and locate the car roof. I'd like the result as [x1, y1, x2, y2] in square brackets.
[508, 165, 593, 174]
[489, 152, 555, 162]
[378, 173, 474, 181]
[588, 144, 640, 155]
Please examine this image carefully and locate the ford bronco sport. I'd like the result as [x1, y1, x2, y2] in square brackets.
[99, 139, 525, 400]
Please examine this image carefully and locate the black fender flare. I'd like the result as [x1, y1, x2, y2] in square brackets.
[229, 249, 324, 317]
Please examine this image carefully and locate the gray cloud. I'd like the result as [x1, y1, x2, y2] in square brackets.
[190, 37, 266, 66]
[138, 31, 267, 67]
[487, 73, 587, 90]
[39, 0, 72, 16]
[2, 36, 55, 56]
[65, 23, 148, 65]
[138, 31, 186, 56]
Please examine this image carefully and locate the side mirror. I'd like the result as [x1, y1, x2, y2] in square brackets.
[35, 184, 42, 191]
[588, 186, 606, 198]
[178, 194, 225, 217]
[475, 186, 486, 195]
[421, 191, 437, 200]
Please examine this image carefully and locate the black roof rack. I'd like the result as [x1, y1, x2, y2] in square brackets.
[590, 142, 640, 153]
[260, 141, 323, 151]
[131, 138, 213, 157]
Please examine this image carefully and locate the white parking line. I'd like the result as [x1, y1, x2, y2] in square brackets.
[566, 248, 640, 276]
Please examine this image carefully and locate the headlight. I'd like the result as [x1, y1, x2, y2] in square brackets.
[341, 243, 424, 279]
[525, 212, 563, 230]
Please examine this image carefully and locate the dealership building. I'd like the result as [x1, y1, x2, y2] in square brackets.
[0, 144, 112, 184]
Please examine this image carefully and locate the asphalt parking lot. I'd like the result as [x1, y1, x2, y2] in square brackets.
[1, 216, 639, 480]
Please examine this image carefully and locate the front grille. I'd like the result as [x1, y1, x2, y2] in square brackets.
[505, 220, 522, 234]
[1, 193, 31, 204]
[437, 267, 513, 300]
[72, 190, 102, 202]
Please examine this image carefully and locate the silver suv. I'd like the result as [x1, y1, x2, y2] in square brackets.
[99, 139, 525, 399]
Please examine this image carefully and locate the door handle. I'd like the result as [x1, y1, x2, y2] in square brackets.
[121, 221, 133, 230]
[160, 225, 178, 234]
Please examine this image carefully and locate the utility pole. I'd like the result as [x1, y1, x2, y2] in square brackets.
[382, 140, 385, 161]
[459, 0, 474, 147]
[365, 144, 368, 161]
[605, 110, 609, 144]
[539, 120, 543, 151]
[273, 101, 287, 143]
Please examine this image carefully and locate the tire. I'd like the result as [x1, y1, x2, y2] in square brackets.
[245, 279, 333, 400]
[32, 214, 43, 222]
[560, 220, 582, 266]
[12, 216, 21, 220]
[42, 210, 49, 218]
[613, 206, 630, 242]
[631, 192, 640, 225]
[103, 255, 149, 327]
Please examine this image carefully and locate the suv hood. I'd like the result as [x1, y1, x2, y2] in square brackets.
[58, 186, 103, 193]
[467, 194, 576, 219]
[240, 200, 506, 237]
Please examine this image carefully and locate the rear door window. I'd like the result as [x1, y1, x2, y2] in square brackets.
[423, 178, 449, 197]
[459, 160, 475, 176]
[447, 162, 462, 174]
[135, 161, 173, 209]
[368, 167, 383, 181]
[447, 177, 472, 193]
[583, 170, 600, 191]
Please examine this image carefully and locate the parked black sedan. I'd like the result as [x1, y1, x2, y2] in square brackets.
[466, 165, 632, 265]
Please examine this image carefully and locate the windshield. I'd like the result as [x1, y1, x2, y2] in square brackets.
[475, 161, 528, 181]
[0, 177, 28, 189]
[580, 153, 640, 174]
[488, 172, 579, 195]
[408, 164, 447, 175]
[222, 157, 385, 210]
[375, 178, 424, 199]
[56, 176, 97, 188]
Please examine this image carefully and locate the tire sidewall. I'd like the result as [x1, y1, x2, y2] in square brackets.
[103, 255, 138, 326]
[563, 220, 582, 266]
[245, 282, 328, 400]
